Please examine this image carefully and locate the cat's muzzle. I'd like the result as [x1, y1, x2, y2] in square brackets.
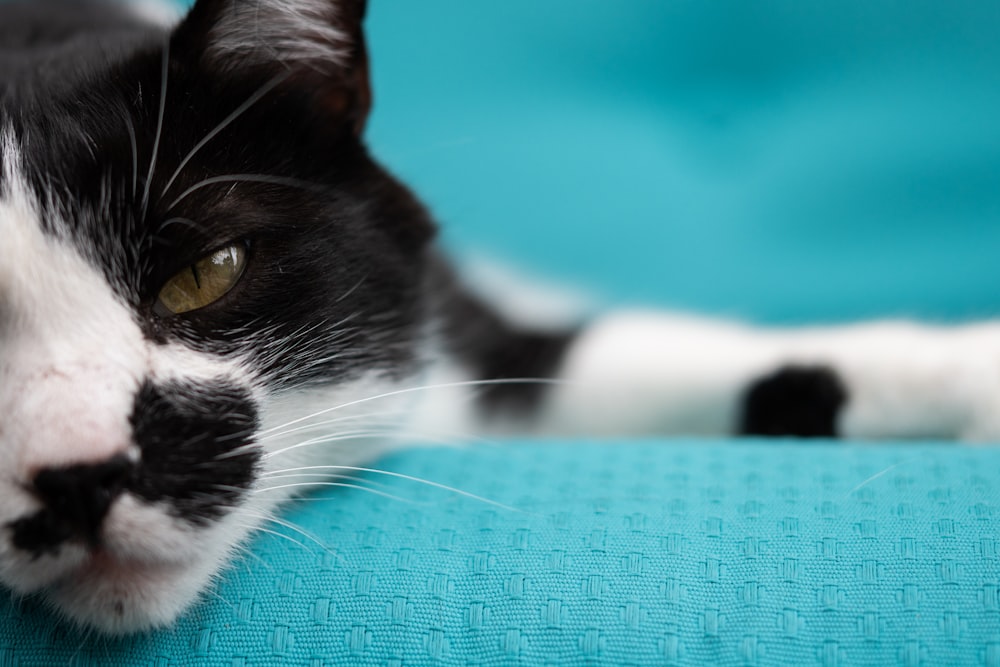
[8, 454, 135, 557]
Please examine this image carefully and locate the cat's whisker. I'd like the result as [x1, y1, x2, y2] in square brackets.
[257, 471, 388, 488]
[259, 408, 410, 442]
[226, 540, 274, 573]
[237, 509, 336, 555]
[253, 480, 424, 505]
[159, 70, 293, 200]
[201, 588, 238, 613]
[258, 464, 524, 513]
[260, 468, 355, 479]
[252, 315, 361, 367]
[213, 441, 261, 461]
[71, 626, 98, 665]
[261, 474, 396, 496]
[279, 419, 498, 454]
[257, 377, 569, 436]
[167, 173, 328, 211]
[211, 483, 251, 494]
[237, 514, 354, 569]
[334, 274, 368, 304]
[123, 113, 138, 199]
[141, 38, 170, 220]
[262, 429, 418, 458]
[238, 523, 320, 556]
[219, 425, 405, 467]
[156, 216, 203, 234]
[263, 426, 474, 460]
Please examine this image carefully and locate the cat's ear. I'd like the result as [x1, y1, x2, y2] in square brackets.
[173, 0, 372, 134]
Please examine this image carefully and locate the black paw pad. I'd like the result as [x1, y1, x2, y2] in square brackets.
[740, 365, 847, 437]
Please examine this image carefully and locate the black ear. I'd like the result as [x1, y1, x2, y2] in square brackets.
[172, 0, 372, 134]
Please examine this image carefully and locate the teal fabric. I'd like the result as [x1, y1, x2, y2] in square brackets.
[3, 1, 1000, 665]
[364, 1, 1000, 323]
[3, 442, 1000, 665]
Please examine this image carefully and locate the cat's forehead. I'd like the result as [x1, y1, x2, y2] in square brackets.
[0, 115, 148, 309]
[0, 130, 138, 364]
[2, 63, 290, 294]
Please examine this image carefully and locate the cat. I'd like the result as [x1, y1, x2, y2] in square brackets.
[2, 0, 998, 635]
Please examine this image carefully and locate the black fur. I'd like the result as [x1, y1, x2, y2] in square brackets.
[8, 377, 261, 555]
[10, 455, 133, 557]
[0, 0, 162, 102]
[430, 261, 577, 417]
[0, 0, 574, 542]
[740, 365, 847, 437]
[0, 0, 447, 535]
[3, 2, 435, 389]
[129, 380, 259, 523]
[0, 0, 448, 528]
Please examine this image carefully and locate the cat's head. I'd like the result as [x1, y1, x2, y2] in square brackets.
[0, 0, 434, 633]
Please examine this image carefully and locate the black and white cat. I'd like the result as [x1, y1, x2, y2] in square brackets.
[1, 0, 998, 635]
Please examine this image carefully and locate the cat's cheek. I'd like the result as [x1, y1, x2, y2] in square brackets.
[101, 495, 207, 562]
[146, 339, 261, 391]
[0, 442, 93, 593]
[44, 549, 222, 635]
[0, 538, 90, 594]
[41, 498, 264, 635]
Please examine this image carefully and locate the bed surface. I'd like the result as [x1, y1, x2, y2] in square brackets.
[4, 441, 999, 665]
[1, 1, 999, 664]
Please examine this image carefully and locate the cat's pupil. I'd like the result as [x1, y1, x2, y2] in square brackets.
[156, 243, 247, 315]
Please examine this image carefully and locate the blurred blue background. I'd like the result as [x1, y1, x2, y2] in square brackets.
[363, 1, 1000, 323]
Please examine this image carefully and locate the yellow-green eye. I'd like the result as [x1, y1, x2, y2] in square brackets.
[156, 244, 247, 315]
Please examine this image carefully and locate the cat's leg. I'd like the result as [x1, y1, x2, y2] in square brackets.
[425, 258, 999, 441]
[532, 311, 1000, 441]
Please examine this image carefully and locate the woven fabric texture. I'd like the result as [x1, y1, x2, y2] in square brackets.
[2, 441, 999, 665]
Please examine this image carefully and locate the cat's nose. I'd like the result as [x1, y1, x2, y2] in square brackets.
[31, 454, 133, 544]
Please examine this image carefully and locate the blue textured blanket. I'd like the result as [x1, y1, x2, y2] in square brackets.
[2, 1, 999, 664]
[3, 442, 999, 665]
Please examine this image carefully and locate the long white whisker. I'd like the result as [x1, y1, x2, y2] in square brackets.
[156, 216, 202, 233]
[259, 408, 410, 442]
[211, 483, 249, 494]
[244, 525, 319, 555]
[258, 377, 567, 436]
[258, 472, 392, 490]
[141, 38, 170, 219]
[238, 509, 335, 554]
[201, 588, 238, 613]
[213, 440, 261, 461]
[254, 481, 423, 505]
[124, 114, 138, 198]
[845, 459, 915, 498]
[260, 466, 375, 478]
[263, 428, 471, 460]
[167, 173, 327, 211]
[263, 429, 427, 460]
[334, 274, 368, 304]
[229, 541, 274, 572]
[261, 464, 524, 513]
[271, 418, 498, 456]
[160, 70, 292, 199]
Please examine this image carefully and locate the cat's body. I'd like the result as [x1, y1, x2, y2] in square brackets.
[0, 0, 997, 635]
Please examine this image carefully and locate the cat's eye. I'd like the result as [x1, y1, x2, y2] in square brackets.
[156, 244, 248, 315]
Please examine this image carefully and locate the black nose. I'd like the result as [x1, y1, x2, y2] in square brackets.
[30, 455, 133, 545]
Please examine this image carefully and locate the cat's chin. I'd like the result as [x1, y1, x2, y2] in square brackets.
[45, 550, 214, 635]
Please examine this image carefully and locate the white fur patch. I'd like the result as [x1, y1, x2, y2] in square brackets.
[259, 371, 425, 480]
[457, 253, 595, 333]
[127, 0, 184, 29]
[541, 310, 1000, 441]
[206, 0, 351, 71]
[542, 311, 780, 436]
[0, 136, 144, 472]
[0, 131, 271, 633]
